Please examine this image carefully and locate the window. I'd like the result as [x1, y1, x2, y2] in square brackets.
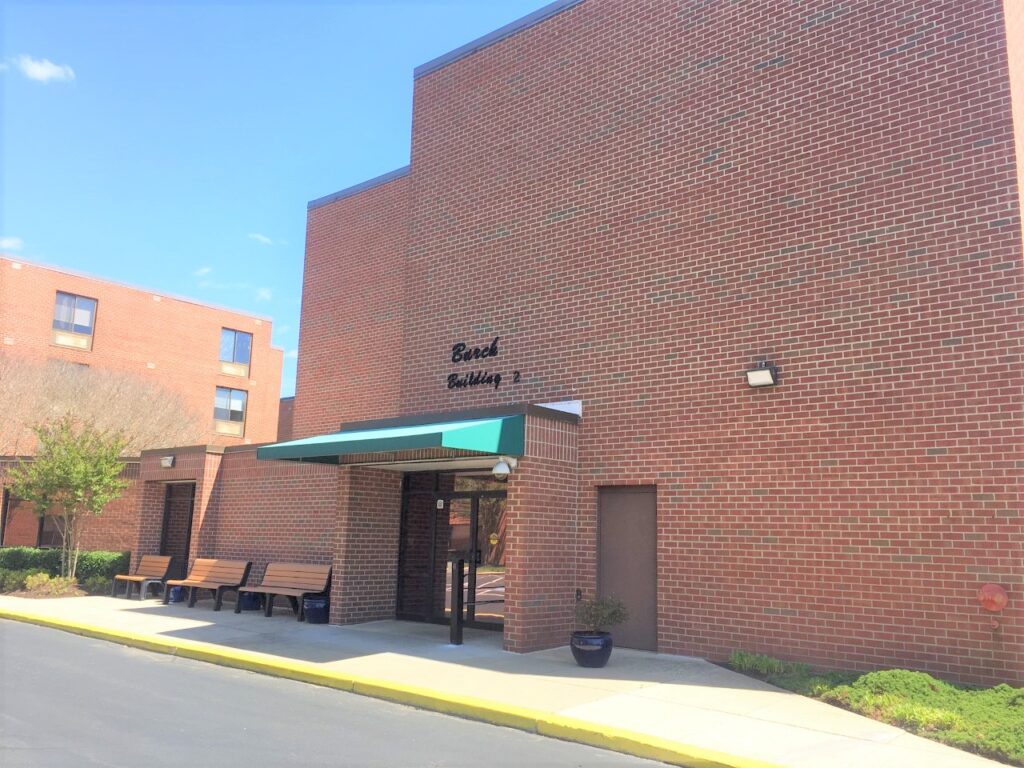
[219, 328, 252, 376]
[214, 386, 247, 436]
[39, 514, 63, 548]
[52, 291, 98, 349]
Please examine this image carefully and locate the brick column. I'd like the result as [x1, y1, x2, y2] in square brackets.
[330, 466, 403, 624]
[503, 415, 579, 652]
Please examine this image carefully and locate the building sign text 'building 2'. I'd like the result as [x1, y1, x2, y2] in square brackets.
[447, 336, 520, 391]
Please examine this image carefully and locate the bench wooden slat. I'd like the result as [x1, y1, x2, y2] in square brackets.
[135, 555, 173, 578]
[162, 558, 252, 611]
[236, 562, 331, 621]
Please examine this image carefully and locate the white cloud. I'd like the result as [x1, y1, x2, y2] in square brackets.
[248, 233, 273, 246]
[192, 266, 212, 277]
[283, 349, 298, 360]
[256, 287, 272, 301]
[15, 55, 75, 84]
[0, 236, 24, 250]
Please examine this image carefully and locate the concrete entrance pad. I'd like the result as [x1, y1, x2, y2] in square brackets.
[0, 595, 1002, 768]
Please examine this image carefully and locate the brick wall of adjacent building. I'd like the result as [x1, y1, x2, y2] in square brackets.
[294, 0, 1023, 684]
[277, 396, 295, 441]
[0, 257, 283, 445]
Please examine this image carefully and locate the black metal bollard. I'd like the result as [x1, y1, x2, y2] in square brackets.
[450, 558, 465, 645]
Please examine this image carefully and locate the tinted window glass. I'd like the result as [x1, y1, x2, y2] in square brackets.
[219, 328, 252, 365]
[214, 387, 247, 422]
[53, 292, 96, 335]
[219, 329, 235, 362]
[234, 331, 252, 365]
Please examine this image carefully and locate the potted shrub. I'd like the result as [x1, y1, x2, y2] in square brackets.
[570, 596, 628, 668]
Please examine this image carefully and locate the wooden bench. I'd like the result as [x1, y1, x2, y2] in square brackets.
[162, 558, 251, 611]
[112, 554, 173, 600]
[235, 563, 331, 621]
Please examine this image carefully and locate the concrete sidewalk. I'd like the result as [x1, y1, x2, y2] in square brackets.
[0, 595, 1002, 768]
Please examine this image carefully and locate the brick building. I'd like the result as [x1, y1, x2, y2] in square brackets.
[48, 0, 1024, 685]
[0, 257, 283, 548]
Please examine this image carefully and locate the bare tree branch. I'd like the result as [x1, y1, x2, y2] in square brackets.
[0, 355, 206, 455]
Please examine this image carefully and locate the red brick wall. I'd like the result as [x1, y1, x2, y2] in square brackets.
[295, 0, 1023, 683]
[199, 448, 338, 583]
[2, 462, 140, 554]
[0, 258, 282, 445]
[78, 463, 141, 553]
[2, 500, 38, 547]
[292, 175, 409, 438]
[135, 447, 219, 570]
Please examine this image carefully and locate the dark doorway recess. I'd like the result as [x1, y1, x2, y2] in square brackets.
[159, 483, 195, 580]
[598, 486, 657, 651]
[396, 472, 507, 631]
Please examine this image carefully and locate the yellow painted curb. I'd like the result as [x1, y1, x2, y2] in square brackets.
[0, 608, 782, 768]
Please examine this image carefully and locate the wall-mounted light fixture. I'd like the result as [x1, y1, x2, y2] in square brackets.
[492, 456, 518, 480]
[746, 362, 779, 388]
[160, 455, 176, 469]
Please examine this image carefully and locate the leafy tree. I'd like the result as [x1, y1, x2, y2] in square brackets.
[7, 415, 129, 579]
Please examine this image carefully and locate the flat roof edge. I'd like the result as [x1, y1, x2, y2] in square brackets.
[0, 257, 274, 322]
[307, 166, 411, 211]
[414, 0, 584, 80]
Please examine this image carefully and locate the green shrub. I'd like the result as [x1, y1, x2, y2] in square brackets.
[0, 547, 127, 580]
[0, 546, 61, 574]
[0, 568, 48, 592]
[730, 654, 1024, 766]
[81, 575, 112, 595]
[76, 551, 129, 581]
[574, 597, 628, 632]
[23, 573, 78, 596]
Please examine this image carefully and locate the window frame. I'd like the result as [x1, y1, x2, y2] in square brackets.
[219, 328, 253, 377]
[51, 291, 98, 350]
[213, 386, 248, 437]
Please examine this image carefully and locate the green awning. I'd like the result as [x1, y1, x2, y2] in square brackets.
[256, 414, 525, 464]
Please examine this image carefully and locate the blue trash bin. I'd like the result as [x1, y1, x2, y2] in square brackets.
[238, 592, 263, 611]
[303, 596, 328, 624]
[168, 586, 186, 603]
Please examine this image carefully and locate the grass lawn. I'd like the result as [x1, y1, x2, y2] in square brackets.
[728, 651, 1024, 766]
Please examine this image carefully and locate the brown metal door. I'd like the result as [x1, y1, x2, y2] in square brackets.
[598, 486, 657, 651]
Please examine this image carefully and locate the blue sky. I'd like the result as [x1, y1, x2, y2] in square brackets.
[1, 0, 550, 396]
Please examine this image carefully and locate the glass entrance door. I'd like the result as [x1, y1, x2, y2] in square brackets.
[397, 472, 507, 630]
[469, 493, 506, 626]
[442, 493, 507, 628]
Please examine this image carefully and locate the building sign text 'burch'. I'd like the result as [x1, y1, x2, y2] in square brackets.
[447, 336, 520, 390]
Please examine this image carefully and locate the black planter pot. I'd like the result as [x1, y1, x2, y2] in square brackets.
[570, 631, 613, 668]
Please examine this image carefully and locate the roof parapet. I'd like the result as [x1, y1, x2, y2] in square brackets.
[413, 0, 584, 80]
[307, 166, 411, 211]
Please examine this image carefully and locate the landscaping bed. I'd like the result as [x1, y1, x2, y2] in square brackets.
[0, 547, 128, 596]
[728, 651, 1024, 766]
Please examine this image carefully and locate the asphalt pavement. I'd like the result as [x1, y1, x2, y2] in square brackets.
[0, 620, 663, 767]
